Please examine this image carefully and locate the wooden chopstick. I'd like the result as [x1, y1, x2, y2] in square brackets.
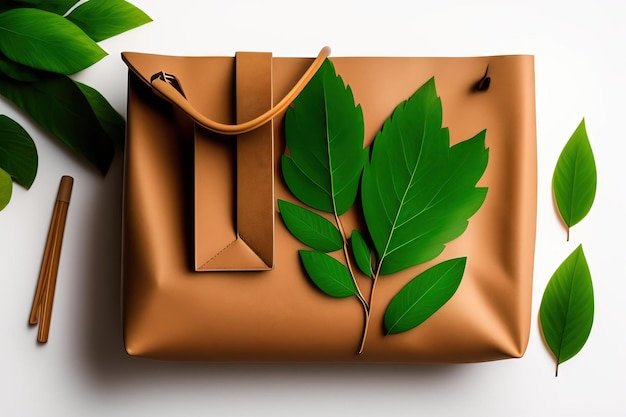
[29, 176, 73, 343]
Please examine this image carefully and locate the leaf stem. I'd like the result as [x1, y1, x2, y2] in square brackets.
[334, 213, 369, 312]
[358, 307, 371, 354]
[358, 266, 381, 354]
[334, 213, 372, 354]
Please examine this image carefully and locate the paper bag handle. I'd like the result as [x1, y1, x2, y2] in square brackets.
[150, 46, 330, 135]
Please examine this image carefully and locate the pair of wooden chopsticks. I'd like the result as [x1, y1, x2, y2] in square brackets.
[29, 176, 74, 343]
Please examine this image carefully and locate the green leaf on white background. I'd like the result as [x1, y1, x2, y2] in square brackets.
[384, 257, 466, 334]
[299, 250, 357, 298]
[0, 8, 106, 74]
[0, 0, 79, 15]
[278, 199, 342, 252]
[67, 0, 152, 42]
[0, 0, 150, 207]
[0, 167, 12, 211]
[0, 115, 38, 188]
[74, 80, 125, 147]
[0, 74, 114, 174]
[0, 53, 45, 82]
[350, 230, 373, 277]
[539, 245, 594, 376]
[552, 118, 597, 240]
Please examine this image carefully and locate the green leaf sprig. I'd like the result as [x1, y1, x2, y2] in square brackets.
[0, 0, 151, 211]
[278, 59, 489, 353]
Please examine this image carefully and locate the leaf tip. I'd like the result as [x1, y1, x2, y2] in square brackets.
[573, 243, 584, 256]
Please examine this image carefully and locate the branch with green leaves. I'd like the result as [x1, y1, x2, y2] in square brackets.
[278, 59, 489, 354]
[0, 0, 151, 211]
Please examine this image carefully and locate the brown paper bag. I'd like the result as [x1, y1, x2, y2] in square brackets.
[121, 48, 536, 362]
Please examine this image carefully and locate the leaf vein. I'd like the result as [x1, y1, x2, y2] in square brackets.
[380, 108, 429, 264]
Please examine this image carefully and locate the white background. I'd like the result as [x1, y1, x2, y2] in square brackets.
[1, 0, 625, 415]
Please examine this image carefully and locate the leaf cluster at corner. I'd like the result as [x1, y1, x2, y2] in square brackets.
[0, 0, 151, 211]
[0, 1, 151, 76]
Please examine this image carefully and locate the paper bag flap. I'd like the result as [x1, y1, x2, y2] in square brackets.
[122, 52, 274, 271]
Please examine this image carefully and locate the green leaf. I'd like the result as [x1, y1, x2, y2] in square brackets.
[67, 0, 152, 42]
[278, 199, 342, 252]
[539, 245, 594, 376]
[0, 115, 38, 188]
[74, 81, 125, 147]
[361, 78, 488, 275]
[282, 58, 367, 215]
[552, 119, 597, 240]
[0, 52, 46, 82]
[0, 8, 107, 75]
[384, 257, 466, 335]
[350, 230, 372, 277]
[299, 250, 357, 298]
[0, 75, 114, 174]
[0, 166, 12, 210]
[0, 0, 79, 14]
